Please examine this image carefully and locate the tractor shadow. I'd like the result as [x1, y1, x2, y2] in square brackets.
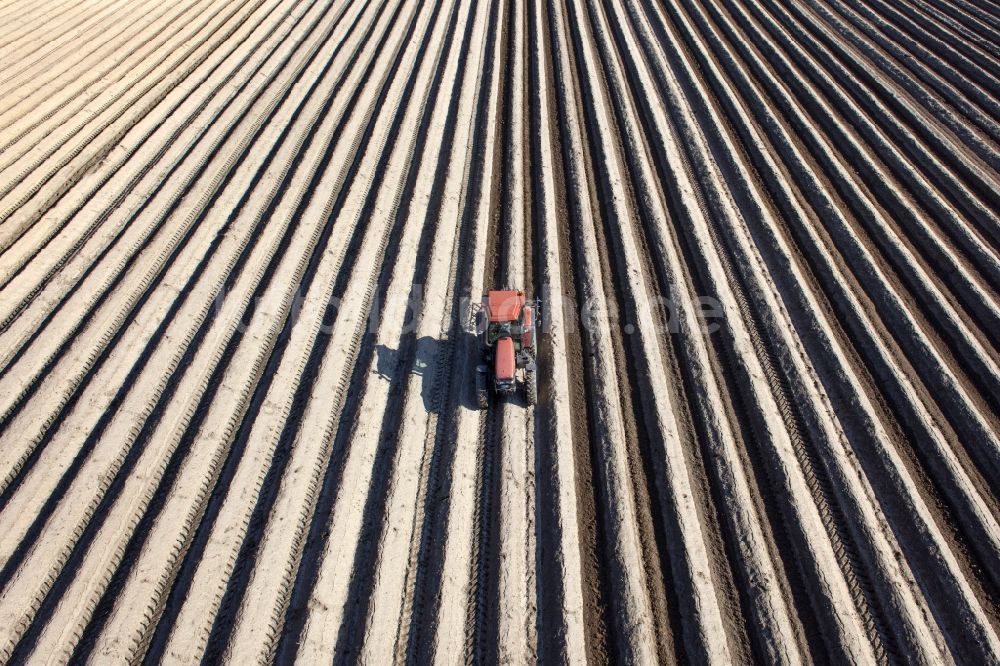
[374, 329, 481, 414]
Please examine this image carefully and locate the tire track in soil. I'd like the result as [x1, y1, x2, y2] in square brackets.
[466, 0, 509, 660]
[292, 0, 467, 658]
[668, 0, 1000, 655]
[0, 0, 294, 298]
[140, 0, 440, 659]
[0, 0, 365, 528]
[709, 0, 1000, 531]
[1, 0, 999, 661]
[0, 0, 383, 659]
[0, 0, 262, 210]
[645, 0, 947, 660]
[392, 0, 500, 659]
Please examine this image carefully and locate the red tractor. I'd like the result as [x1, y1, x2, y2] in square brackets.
[475, 290, 539, 409]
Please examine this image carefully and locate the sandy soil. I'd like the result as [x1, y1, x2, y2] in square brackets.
[0, 0, 998, 662]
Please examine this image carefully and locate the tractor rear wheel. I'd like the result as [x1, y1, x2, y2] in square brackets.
[476, 369, 489, 409]
[525, 367, 537, 406]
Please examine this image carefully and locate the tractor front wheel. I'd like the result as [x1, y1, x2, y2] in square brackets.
[525, 367, 537, 406]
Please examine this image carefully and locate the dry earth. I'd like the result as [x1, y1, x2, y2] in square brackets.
[0, 0, 999, 662]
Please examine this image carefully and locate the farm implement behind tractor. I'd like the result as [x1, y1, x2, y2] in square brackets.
[475, 290, 539, 409]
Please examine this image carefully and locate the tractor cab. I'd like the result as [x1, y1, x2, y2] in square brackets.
[475, 290, 539, 409]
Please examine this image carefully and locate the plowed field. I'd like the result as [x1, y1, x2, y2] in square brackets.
[0, 0, 998, 662]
